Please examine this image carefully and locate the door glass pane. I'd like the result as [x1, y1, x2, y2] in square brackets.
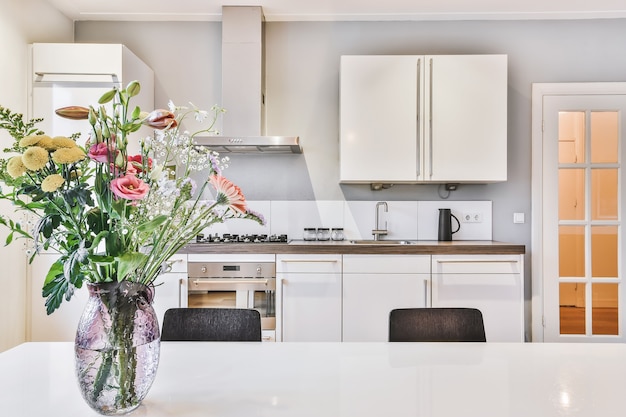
[559, 169, 585, 220]
[559, 111, 585, 163]
[591, 225, 618, 278]
[560, 282, 585, 334]
[559, 226, 585, 277]
[592, 283, 619, 335]
[591, 111, 618, 163]
[591, 169, 618, 220]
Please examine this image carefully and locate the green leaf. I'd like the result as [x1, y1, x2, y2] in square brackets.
[137, 215, 168, 234]
[98, 89, 117, 104]
[88, 254, 115, 265]
[131, 106, 141, 119]
[116, 252, 148, 281]
[43, 260, 64, 286]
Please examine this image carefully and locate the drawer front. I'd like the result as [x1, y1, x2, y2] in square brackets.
[432, 255, 522, 274]
[343, 254, 431, 274]
[166, 254, 188, 273]
[277, 254, 342, 274]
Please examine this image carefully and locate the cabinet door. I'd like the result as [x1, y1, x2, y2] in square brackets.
[340, 55, 421, 183]
[425, 55, 508, 182]
[343, 273, 429, 342]
[277, 255, 342, 342]
[152, 272, 187, 328]
[431, 255, 524, 342]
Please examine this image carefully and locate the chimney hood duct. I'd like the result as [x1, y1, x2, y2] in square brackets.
[193, 6, 302, 154]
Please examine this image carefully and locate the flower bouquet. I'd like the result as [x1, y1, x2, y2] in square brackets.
[0, 81, 263, 414]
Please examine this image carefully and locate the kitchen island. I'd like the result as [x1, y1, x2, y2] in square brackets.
[2, 341, 624, 416]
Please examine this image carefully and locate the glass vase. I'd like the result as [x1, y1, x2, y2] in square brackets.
[74, 281, 161, 415]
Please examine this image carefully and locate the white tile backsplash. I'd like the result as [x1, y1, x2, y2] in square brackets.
[417, 201, 492, 240]
[201, 199, 492, 241]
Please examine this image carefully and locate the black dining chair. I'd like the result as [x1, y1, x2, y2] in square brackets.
[389, 308, 487, 342]
[161, 308, 262, 341]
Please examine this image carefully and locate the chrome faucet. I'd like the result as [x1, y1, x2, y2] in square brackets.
[372, 201, 388, 241]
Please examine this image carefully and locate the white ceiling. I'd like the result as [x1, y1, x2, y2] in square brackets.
[43, 0, 626, 22]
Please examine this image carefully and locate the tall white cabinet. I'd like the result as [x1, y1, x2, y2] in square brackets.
[340, 54, 507, 184]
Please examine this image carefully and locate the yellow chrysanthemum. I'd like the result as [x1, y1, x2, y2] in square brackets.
[21, 146, 49, 171]
[41, 174, 65, 192]
[6, 155, 27, 178]
[50, 136, 78, 150]
[52, 147, 86, 164]
[36, 136, 54, 150]
[19, 135, 52, 148]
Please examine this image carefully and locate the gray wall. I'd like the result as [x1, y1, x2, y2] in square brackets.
[75, 18, 626, 335]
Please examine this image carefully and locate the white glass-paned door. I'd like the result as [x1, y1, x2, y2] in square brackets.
[543, 94, 626, 342]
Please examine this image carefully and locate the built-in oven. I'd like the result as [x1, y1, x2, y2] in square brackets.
[187, 259, 276, 341]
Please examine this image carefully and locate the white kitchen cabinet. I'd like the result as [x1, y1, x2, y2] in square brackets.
[29, 43, 154, 153]
[152, 253, 188, 329]
[276, 254, 342, 342]
[340, 54, 507, 184]
[342, 255, 431, 342]
[431, 254, 524, 342]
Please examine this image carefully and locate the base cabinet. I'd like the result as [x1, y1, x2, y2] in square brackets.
[343, 255, 430, 342]
[431, 255, 525, 342]
[152, 254, 188, 329]
[277, 254, 342, 342]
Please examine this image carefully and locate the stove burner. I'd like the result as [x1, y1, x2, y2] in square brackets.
[195, 233, 289, 244]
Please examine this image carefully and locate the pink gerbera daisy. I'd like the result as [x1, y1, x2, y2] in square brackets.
[209, 175, 247, 214]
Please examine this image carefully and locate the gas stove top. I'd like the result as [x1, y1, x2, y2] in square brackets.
[194, 233, 289, 244]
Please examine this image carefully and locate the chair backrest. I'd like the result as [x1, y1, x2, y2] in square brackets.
[389, 308, 487, 342]
[161, 308, 262, 341]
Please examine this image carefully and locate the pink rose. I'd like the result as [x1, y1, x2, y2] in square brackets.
[127, 155, 152, 174]
[110, 174, 149, 200]
[88, 142, 118, 163]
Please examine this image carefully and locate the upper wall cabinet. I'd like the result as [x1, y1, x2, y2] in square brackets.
[339, 55, 508, 184]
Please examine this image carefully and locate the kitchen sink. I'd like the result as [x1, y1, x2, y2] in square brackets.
[349, 240, 416, 245]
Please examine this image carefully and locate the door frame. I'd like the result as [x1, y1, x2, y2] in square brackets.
[531, 82, 626, 342]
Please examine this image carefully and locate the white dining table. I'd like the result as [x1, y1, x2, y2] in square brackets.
[1, 341, 626, 416]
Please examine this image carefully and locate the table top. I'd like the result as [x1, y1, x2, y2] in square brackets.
[2, 342, 625, 417]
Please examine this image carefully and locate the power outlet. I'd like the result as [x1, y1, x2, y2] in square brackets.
[462, 212, 483, 223]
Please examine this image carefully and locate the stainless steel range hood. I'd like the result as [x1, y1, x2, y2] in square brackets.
[194, 6, 301, 154]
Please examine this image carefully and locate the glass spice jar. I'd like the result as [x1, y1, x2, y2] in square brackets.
[303, 228, 317, 241]
[316, 228, 331, 241]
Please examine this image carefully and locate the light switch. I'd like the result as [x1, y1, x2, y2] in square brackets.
[513, 212, 525, 224]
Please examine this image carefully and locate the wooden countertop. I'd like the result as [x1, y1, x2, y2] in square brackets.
[181, 240, 525, 255]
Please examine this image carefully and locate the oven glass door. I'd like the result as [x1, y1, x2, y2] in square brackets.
[187, 279, 276, 331]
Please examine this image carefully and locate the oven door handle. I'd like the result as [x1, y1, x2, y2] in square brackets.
[191, 279, 272, 285]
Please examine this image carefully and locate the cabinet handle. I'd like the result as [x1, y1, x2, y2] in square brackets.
[436, 260, 518, 264]
[416, 57, 421, 178]
[280, 259, 338, 263]
[163, 258, 184, 273]
[35, 71, 119, 79]
[178, 278, 184, 308]
[428, 58, 434, 179]
[424, 279, 429, 307]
